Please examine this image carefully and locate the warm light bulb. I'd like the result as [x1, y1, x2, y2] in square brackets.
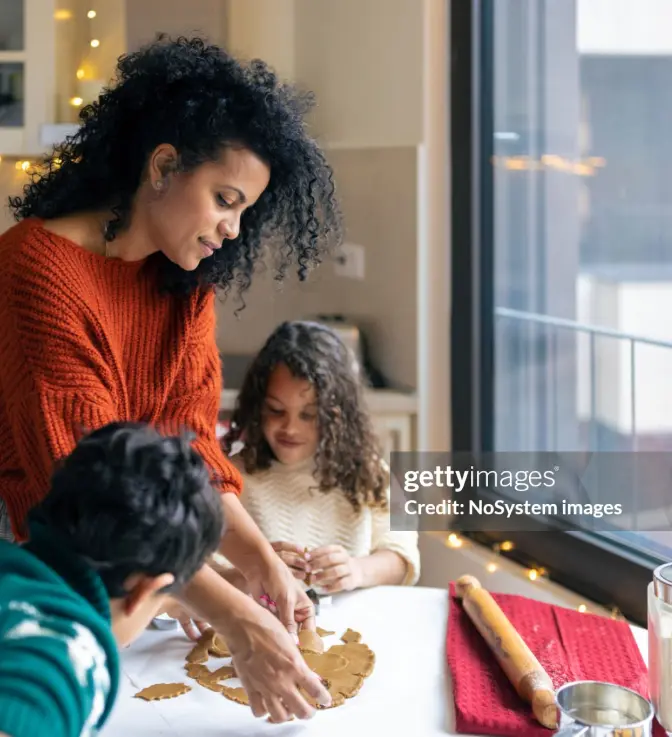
[577, 604, 587, 613]
[76, 69, 85, 80]
[70, 97, 83, 107]
[500, 541, 514, 552]
[527, 569, 538, 581]
[446, 533, 463, 548]
[486, 562, 497, 573]
[87, 9, 97, 18]
[54, 9, 73, 20]
[90, 39, 100, 48]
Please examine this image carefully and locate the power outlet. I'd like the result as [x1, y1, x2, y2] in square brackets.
[334, 242, 365, 280]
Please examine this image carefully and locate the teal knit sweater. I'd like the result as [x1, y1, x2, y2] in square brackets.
[0, 522, 120, 737]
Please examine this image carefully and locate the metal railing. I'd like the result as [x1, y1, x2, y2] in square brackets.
[494, 307, 672, 533]
[495, 306, 672, 451]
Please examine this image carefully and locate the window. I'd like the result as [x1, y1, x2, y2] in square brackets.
[451, 0, 672, 625]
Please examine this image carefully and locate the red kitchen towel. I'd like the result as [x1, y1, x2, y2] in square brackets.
[446, 582, 656, 737]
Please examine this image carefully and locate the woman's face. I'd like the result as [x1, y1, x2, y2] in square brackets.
[261, 363, 320, 466]
[145, 145, 271, 271]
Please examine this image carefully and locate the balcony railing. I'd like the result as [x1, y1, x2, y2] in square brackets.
[495, 306, 672, 451]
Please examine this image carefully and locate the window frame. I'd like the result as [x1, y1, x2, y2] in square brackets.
[449, 0, 655, 627]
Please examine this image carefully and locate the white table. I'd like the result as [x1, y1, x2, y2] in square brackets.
[101, 586, 649, 737]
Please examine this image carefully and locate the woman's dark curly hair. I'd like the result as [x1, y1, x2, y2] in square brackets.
[223, 321, 388, 512]
[9, 35, 342, 298]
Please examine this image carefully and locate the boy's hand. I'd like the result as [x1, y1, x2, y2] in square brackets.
[270, 541, 310, 581]
[308, 544, 363, 594]
[161, 598, 210, 641]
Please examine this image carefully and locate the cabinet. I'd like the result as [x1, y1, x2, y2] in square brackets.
[0, 0, 56, 155]
[371, 412, 414, 461]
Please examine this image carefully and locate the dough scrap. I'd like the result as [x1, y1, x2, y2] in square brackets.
[209, 633, 231, 658]
[340, 628, 362, 644]
[328, 642, 375, 677]
[197, 678, 224, 693]
[222, 685, 250, 705]
[185, 663, 211, 680]
[186, 627, 231, 663]
[185, 641, 209, 663]
[135, 683, 191, 701]
[178, 621, 373, 712]
[298, 629, 324, 654]
[194, 664, 237, 693]
[303, 650, 348, 675]
[325, 670, 365, 698]
[303, 547, 313, 587]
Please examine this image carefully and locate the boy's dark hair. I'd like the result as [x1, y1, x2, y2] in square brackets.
[223, 321, 388, 512]
[29, 422, 224, 598]
[9, 35, 342, 301]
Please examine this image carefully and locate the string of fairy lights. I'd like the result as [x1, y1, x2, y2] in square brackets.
[70, 3, 100, 109]
[443, 531, 624, 620]
[4, 5, 100, 173]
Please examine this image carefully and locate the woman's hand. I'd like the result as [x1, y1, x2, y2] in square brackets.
[160, 597, 210, 641]
[246, 554, 316, 638]
[222, 601, 331, 722]
[179, 565, 330, 722]
[270, 541, 309, 581]
[309, 544, 363, 594]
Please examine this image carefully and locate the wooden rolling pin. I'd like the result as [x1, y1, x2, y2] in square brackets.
[455, 575, 557, 729]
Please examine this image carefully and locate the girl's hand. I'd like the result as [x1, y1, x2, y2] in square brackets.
[270, 541, 309, 581]
[309, 545, 363, 593]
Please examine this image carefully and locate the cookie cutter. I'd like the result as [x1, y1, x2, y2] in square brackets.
[554, 681, 654, 737]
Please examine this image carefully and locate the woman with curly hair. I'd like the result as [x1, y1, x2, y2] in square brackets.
[0, 36, 341, 722]
[222, 321, 420, 594]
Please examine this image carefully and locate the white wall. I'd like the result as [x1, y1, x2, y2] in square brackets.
[577, 0, 672, 55]
[126, 0, 227, 52]
[294, 0, 424, 148]
[224, 0, 295, 81]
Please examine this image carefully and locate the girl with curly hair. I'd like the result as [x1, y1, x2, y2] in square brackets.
[222, 321, 420, 595]
[0, 36, 341, 722]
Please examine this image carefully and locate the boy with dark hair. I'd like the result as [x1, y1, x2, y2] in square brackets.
[0, 422, 225, 737]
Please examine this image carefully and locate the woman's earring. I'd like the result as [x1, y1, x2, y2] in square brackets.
[154, 179, 163, 191]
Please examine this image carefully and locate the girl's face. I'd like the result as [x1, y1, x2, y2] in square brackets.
[261, 363, 319, 466]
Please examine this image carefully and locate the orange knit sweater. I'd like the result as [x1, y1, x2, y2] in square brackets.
[0, 218, 241, 541]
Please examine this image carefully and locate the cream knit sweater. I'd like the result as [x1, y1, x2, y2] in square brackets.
[223, 455, 420, 590]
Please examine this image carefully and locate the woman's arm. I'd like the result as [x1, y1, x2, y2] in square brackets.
[210, 553, 250, 593]
[162, 290, 317, 636]
[161, 290, 280, 576]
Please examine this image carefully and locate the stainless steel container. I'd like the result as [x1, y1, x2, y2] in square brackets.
[649, 562, 672, 732]
[554, 681, 653, 737]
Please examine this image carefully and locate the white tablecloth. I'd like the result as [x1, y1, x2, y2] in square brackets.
[101, 585, 649, 737]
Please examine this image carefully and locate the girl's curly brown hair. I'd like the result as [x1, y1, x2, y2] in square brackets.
[223, 321, 388, 511]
